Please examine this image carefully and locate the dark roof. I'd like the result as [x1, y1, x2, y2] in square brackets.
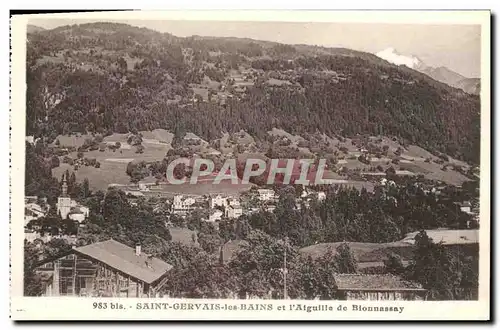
[335, 274, 424, 291]
[74, 239, 173, 284]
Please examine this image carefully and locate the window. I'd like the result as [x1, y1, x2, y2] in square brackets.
[60, 278, 74, 296]
[118, 274, 128, 289]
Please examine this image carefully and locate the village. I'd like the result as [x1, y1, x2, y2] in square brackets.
[23, 171, 480, 300]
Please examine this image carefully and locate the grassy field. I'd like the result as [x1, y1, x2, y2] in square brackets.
[52, 131, 172, 191]
[53, 162, 131, 191]
[169, 227, 199, 246]
[299, 240, 414, 265]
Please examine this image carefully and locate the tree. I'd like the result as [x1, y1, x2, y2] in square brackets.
[385, 166, 396, 177]
[170, 214, 186, 228]
[165, 251, 237, 298]
[24, 242, 43, 296]
[313, 249, 340, 299]
[198, 233, 223, 254]
[384, 253, 405, 275]
[50, 155, 60, 168]
[406, 230, 458, 300]
[82, 178, 90, 198]
[126, 161, 148, 183]
[333, 243, 357, 273]
[229, 230, 298, 299]
[135, 145, 145, 154]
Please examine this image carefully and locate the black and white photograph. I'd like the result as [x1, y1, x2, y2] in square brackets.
[10, 10, 491, 320]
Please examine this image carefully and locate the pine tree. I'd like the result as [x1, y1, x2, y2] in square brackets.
[334, 243, 357, 274]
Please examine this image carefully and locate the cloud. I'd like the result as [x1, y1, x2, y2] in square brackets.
[375, 47, 422, 69]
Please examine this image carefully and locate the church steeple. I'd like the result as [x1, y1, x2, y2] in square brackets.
[61, 174, 68, 197]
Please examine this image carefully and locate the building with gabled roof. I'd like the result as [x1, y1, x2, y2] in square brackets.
[34, 239, 173, 298]
[334, 274, 426, 300]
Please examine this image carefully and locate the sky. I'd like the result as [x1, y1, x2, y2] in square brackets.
[30, 19, 481, 78]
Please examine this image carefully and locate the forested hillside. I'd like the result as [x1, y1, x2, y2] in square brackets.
[26, 22, 480, 164]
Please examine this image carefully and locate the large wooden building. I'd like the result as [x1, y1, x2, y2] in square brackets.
[34, 239, 173, 297]
[334, 274, 426, 300]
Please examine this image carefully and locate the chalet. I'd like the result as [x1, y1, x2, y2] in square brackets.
[334, 274, 426, 300]
[34, 239, 173, 298]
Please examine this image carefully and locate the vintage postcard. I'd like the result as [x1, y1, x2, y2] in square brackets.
[10, 10, 490, 321]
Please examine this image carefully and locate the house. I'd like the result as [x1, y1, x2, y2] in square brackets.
[225, 205, 243, 219]
[264, 205, 276, 212]
[257, 189, 275, 201]
[301, 190, 311, 199]
[172, 195, 196, 216]
[138, 183, 150, 191]
[334, 274, 426, 300]
[68, 206, 90, 224]
[209, 195, 228, 209]
[208, 209, 223, 222]
[25, 202, 47, 226]
[26, 136, 35, 144]
[227, 198, 240, 207]
[380, 178, 396, 186]
[124, 190, 145, 198]
[25, 196, 42, 204]
[455, 201, 473, 214]
[34, 239, 173, 298]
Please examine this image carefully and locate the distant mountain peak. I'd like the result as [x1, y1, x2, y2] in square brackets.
[375, 47, 478, 95]
[375, 47, 423, 69]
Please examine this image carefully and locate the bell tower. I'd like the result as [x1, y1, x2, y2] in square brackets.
[57, 173, 71, 219]
[61, 174, 68, 197]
